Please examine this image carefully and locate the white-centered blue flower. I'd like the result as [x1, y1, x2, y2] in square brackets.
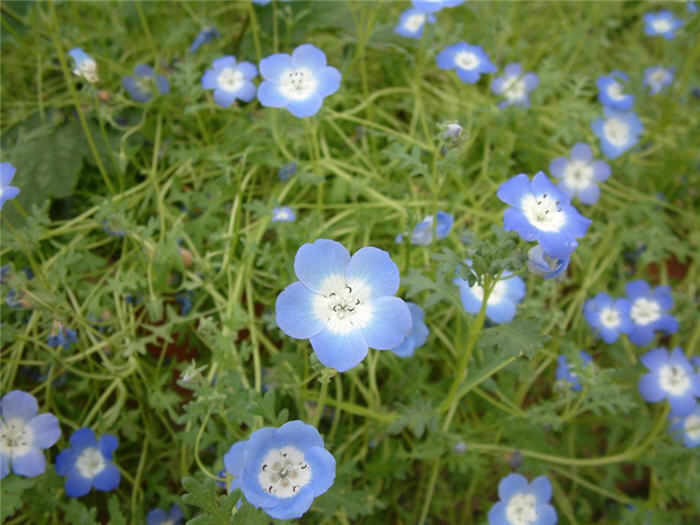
[625, 280, 677, 346]
[224, 420, 335, 520]
[258, 44, 341, 118]
[549, 143, 611, 205]
[0, 391, 61, 479]
[412, 0, 465, 12]
[398, 211, 454, 245]
[491, 63, 538, 108]
[596, 71, 634, 110]
[146, 505, 184, 525]
[275, 239, 411, 372]
[670, 404, 700, 448]
[556, 351, 593, 392]
[688, 1, 699, 14]
[643, 10, 683, 39]
[497, 172, 592, 258]
[272, 206, 296, 222]
[639, 347, 700, 417]
[202, 56, 258, 108]
[436, 42, 497, 84]
[394, 8, 436, 39]
[583, 292, 632, 344]
[454, 265, 526, 324]
[122, 64, 170, 103]
[591, 108, 643, 159]
[390, 302, 429, 357]
[526, 244, 569, 280]
[68, 48, 99, 83]
[488, 474, 557, 525]
[644, 66, 674, 95]
[0, 162, 20, 211]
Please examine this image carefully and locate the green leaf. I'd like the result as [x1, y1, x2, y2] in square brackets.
[479, 318, 548, 359]
[182, 476, 236, 524]
[0, 476, 34, 520]
[107, 495, 127, 525]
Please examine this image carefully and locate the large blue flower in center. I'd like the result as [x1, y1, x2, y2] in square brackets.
[275, 239, 412, 372]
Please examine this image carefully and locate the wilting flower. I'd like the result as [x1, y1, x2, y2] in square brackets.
[122, 65, 170, 103]
[643, 10, 683, 39]
[491, 63, 538, 108]
[189, 26, 220, 53]
[0, 391, 61, 479]
[556, 351, 593, 391]
[258, 44, 341, 118]
[488, 474, 557, 525]
[596, 71, 634, 110]
[625, 280, 677, 346]
[549, 143, 611, 205]
[454, 266, 526, 324]
[0, 162, 20, 211]
[394, 8, 436, 39]
[526, 244, 569, 280]
[390, 302, 429, 357]
[670, 404, 700, 448]
[643, 66, 674, 95]
[638, 347, 700, 417]
[146, 504, 184, 525]
[272, 206, 296, 222]
[412, 0, 465, 12]
[583, 293, 632, 344]
[224, 420, 335, 520]
[68, 48, 99, 83]
[202, 56, 257, 107]
[436, 42, 497, 84]
[399, 211, 454, 245]
[591, 108, 643, 159]
[275, 239, 411, 372]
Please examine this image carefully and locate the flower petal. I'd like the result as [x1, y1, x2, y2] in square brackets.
[294, 239, 350, 295]
[98, 434, 118, 459]
[212, 56, 236, 70]
[503, 207, 539, 241]
[257, 81, 289, 108]
[213, 88, 237, 108]
[570, 143, 593, 162]
[486, 298, 517, 324]
[276, 281, 325, 339]
[346, 247, 400, 300]
[55, 449, 78, 476]
[361, 296, 411, 349]
[26, 413, 61, 449]
[530, 476, 552, 504]
[536, 503, 558, 525]
[487, 501, 509, 525]
[498, 473, 529, 500]
[265, 488, 315, 520]
[291, 44, 327, 72]
[638, 373, 665, 402]
[224, 440, 249, 476]
[310, 328, 368, 372]
[1, 391, 38, 421]
[274, 421, 324, 449]
[65, 472, 93, 497]
[305, 446, 335, 495]
[202, 69, 219, 90]
[69, 427, 97, 450]
[549, 157, 569, 179]
[260, 53, 292, 81]
[497, 174, 532, 207]
[315, 67, 341, 98]
[93, 464, 120, 491]
[11, 448, 45, 477]
[576, 184, 600, 205]
[286, 95, 323, 118]
[237, 61, 258, 79]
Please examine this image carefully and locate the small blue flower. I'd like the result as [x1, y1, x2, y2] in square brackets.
[223, 420, 335, 520]
[146, 504, 184, 525]
[644, 66, 674, 95]
[390, 302, 429, 358]
[394, 8, 436, 39]
[454, 441, 467, 453]
[638, 347, 700, 417]
[643, 10, 683, 39]
[272, 206, 296, 222]
[275, 239, 412, 372]
[0, 162, 20, 211]
[47, 323, 78, 349]
[258, 44, 341, 118]
[122, 64, 169, 103]
[55, 427, 120, 497]
[497, 172, 592, 258]
[412, 0, 465, 12]
[441, 122, 463, 141]
[0, 391, 61, 479]
[189, 26, 220, 53]
[68, 48, 99, 83]
[689, 1, 698, 14]
[202, 56, 257, 107]
[176, 291, 193, 316]
[488, 473, 557, 525]
[454, 265, 526, 324]
[625, 280, 678, 346]
[252, 0, 271, 4]
[278, 162, 297, 181]
[596, 71, 634, 110]
[670, 404, 700, 448]
[407, 211, 454, 245]
[591, 108, 643, 160]
[436, 42, 497, 84]
[526, 244, 569, 280]
[549, 143, 610, 205]
[556, 351, 593, 391]
[491, 63, 538, 108]
[583, 293, 632, 344]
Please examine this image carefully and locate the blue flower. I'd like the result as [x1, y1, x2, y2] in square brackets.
[176, 291, 193, 316]
[252, 0, 271, 4]
[272, 206, 296, 222]
[556, 351, 593, 391]
[0, 162, 20, 211]
[278, 162, 298, 181]
[670, 404, 700, 448]
[638, 347, 700, 417]
[390, 302, 429, 358]
[68, 47, 99, 83]
[549, 143, 610, 205]
[122, 65, 170, 103]
[625, 280, 678, 346]
[405, 211, 454, 245]
[55, 427, 120, 497]
[436, 42, 497, 84]
[590, 108, 643, 159]
[497, 172, 592, 258]
[596, 71, 634, 110]
[412, 0, 465, 12]
[643, 10, 683, 39]
[47, 323, 78, 348]
[583, 293, 632, 344]
[223, 420, 335, 520]
[202, 56, 257, 107]
[394, 8, 436, 39]
[258, 44, 341, 118]
[275, 239, 411, 372]
[454, 265, 526, 324]
[488, 474, 557, 525]
[526, 244, 569, 280]
[146, 504, 184, 525]
[0, 391, 61, 479]
[189, 26, 220, 53]
[491, 63, 538, 108]
[644, 66, 674, 95]
[689, 1, 699, 13]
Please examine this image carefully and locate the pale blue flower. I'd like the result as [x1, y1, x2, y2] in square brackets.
[549, 143, 610, 205]
[390, 302, 428, 357]
[644, 66, 674, 95]
[670, 404, 700, 448]
[436, 42, 497, 84]
[583, 293, 632, 344]
[404, 211, 454, 245]
[278, 162, 297, 181]
[491, 63, 538, 108]
[202, 56, 257, 107]
[488, 474, 557, 525]
[596, 71, 634, 110]
[454, 265, 526, 324]
[643, 10, 683, 39]
[272, 206, 296, 222]
[394, 8, 436, 39]
[123, 65, 170, 103]
[189, 26, 219, 53]
[146, 505, 184, 525]
[639, 347, 700, 417]
[68, 47, 99, 83]
[556, 351, 593, 391]
[412, 0, 465, 12]
[591, 108, 643, 159]
[0, 162, 20, 211]
[625, 280, 677, 346]
[526, 244, 569, 280]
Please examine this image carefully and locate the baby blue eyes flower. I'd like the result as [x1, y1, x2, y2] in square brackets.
[394, 8, 436, 39]
[549, 143, 610, 205]
[55, 427, 120, 497]
[258, 44, 341, 118]
[0, 390, 61, 479]
[497, 172, 592, 259]
[643, 10, 683, 40]
[278, 162, 297, 181]
[390, 302, 429, 358]
[412, 0, 465, 12]
[275, 239, 412, 372]
[625, 280, 678, 346]
[146, 504, 184, 525]
[406, 211, 454, 245]
[670, 404, 700, 448]
[488, 474, 557, 525]
[0, 162, 20, 211]
[638, 347, 700, 417]
[454, 268, 526, 324]
[590, 108, 643, 160]
[189, 26, 219, 53]
[583, 293, 632, 344]
[202, 56, 258, 108]
[223, 420, 335, 520]
[596, 71, 634, 110]
[122, 64, 170, 103]
[526, 245, 569, 280]
[436, 42, 497, 84]
[491, 63, 538, 108]
[644, 66, 674, 95]
[272, 206, 296, 222]
[68, 47, 99, 83]
[556, 351, 593, 391]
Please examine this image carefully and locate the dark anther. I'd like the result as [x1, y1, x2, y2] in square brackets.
[268, 485, 274, 493]
[282, 453, 287, 457]
[346, 285, 352, 293]
[301, 464, 307, 469]
[262, 464, 267, 471]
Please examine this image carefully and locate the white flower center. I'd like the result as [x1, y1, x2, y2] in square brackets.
[599, 307, 621, 329]
[503, 76, 526, 101]
[469, 279, 507, 304]
[76, 447, 106, 478]
[312, 276, 374, 335]
[455, 51, 479, 70]
[0, 418, 34, 457]
[521, 193, 566, 232]
[562, 159, 594, 190]
[684, 414, 700, 440]
[218, 67, 244, 93]
[75, 59, 99, 83]
[505, 493, 538, 525]
[404, 13, 426, 32]
[274, 209, 291, 221]
[607, 82, 626, 101]
[650, 70, 667, 85]
[258, 446, 312, 498]
[630, 298, 661, 325]
[602, 118, 630, 146]
[279, 68, 317, 101]
[659, 365, 690, 396]
[652, 18, 672, 33]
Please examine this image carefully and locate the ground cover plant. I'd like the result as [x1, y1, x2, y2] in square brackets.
[1, 1, 699, 523]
